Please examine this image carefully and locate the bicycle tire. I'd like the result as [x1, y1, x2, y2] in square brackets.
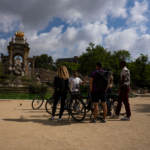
[112, 99, 126, 115]
[32, 95, 44, 110]
[45, 98, 60, 116]
[69, 97, 86, 122]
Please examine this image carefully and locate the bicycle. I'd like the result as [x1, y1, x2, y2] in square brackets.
[80, 88, 126, 120]
[45, 92, 86, 122]
[32, 85, 53, 110]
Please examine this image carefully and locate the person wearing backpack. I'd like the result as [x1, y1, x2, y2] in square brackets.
[49, 66, 70, 121]
[90, 62, 110, 123]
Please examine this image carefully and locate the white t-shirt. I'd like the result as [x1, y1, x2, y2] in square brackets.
[121, 66, 130, 86]
[69, 77, 82, 92]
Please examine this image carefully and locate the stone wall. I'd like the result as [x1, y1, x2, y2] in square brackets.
[33, 68, 57, 83]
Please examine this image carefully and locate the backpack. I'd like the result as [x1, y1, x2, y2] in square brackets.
[95, 70, 109, 91]
[54, 76, 65, 92]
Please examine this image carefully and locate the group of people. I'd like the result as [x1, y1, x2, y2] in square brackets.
[50, 60, 131, 123]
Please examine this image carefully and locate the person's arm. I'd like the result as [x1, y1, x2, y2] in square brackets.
[80, 76, 88, 85]
[90, 78, 93, 93]
[107, 77, 110, 91]
[66, 79, 70, 91]
[118, 75, 126, 93]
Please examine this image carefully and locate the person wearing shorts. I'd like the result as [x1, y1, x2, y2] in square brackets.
[90, 62, 109, 123]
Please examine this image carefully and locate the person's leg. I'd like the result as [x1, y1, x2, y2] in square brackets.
[59, 93, 67, 119]
[92, 92, 99, 121]
[52, 94, 60, 117]
[94, 102, 99, 120]
[122, 87, 131, 117]
[100, 91, 107, 120]
[101, 102, 107, 119]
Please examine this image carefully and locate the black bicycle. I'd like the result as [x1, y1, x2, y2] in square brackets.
[32, 86, 51, 110]
[45, 92, 86, 122]
[80, 88, 126, 120]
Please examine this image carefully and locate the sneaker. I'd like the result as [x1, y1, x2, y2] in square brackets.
[58, 118, 61, 122]
[111, 114, 120, 119]
[100, 119, 107, 123]
[121, 116, 130, 121]
[49, 116, 54, 120]
[91, 118, 97, 123]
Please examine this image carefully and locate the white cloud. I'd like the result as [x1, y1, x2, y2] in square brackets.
[0, 0, 127, 32]
[131, 34, 150, 56]
[139, 25, 147, 33]
[27, 22, 110, 60]
[0, 13, 21, 33]
[105, 27, 150, 58]
[105, 28, 138, 51]
[0, 39, 6, 53]
[127, 0, 148, 25]
[0, 0, 150, 61]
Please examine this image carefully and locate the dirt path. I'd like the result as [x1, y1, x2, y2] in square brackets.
[0, 97, 150, 150]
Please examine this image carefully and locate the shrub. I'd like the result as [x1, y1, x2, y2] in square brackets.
[29, 84, 48, 94]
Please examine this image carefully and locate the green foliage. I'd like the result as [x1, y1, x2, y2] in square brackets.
[79, 85, 88, 93]
[78, 43, 131, 84]
[128, 54, 150, 88]
[20, 76, 32, 86]
[112, 50, 131, 62]
[57, 62, 80, 74]
[0, 62, 2, 76]
[29, 84, 48, 94]
[35, 54, 54, 70]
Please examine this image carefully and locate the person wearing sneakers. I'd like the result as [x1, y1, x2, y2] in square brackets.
[90, 62, 110, 123]
[69, 71, 88, 92]
[112, 60, 131, 120]
[49, 66, 70, 122]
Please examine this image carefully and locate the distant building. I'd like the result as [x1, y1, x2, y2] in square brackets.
[57, 56, 79, 64]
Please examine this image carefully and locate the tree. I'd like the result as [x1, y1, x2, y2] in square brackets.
[78, 42, 110, 76]
[112, 50, 131, 62]
[57, 62, 79, 75]
[128, 54, 150, 88]
[0, 62, 2, 76]
[35, 54, 54, 70]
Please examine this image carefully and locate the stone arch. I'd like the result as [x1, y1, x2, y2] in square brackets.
[12, 53, 24, 68]
[3, 59, 7, 67]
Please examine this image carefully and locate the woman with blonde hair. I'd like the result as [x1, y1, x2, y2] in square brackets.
[49, 66, 70, 121]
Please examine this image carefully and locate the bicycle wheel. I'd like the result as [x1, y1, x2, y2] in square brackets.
[69, 97, 86, 122]
[112, 99, 126, 115]
[32, 95, 44, 110]
[45, 98, 60, 116]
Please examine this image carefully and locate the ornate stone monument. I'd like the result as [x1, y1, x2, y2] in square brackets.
[1, 31, 35, 76]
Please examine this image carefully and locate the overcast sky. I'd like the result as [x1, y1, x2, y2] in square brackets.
[0, 0, 150, 61]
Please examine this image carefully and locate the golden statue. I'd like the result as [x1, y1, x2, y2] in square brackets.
[15, 31, 25, 38]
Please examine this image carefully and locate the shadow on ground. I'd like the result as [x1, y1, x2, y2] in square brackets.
[132, 104, 150, 113]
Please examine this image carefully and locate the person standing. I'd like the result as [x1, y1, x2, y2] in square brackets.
[112, 60, 131, 120]
[106, 68, 113, 116]
[90, 62, 110, 123]
[69, 71, 88, 92]
[49, 66, 70, 121]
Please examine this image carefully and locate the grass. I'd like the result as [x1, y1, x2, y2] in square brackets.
[0, 93, 87, 100]
[0, 93, 52, 100]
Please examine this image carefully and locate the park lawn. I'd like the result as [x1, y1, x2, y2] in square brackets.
[0, 93, 87, 100]
[0, 93, 52, 100]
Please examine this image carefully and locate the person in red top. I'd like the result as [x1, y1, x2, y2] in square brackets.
[112, 60, 131, 120]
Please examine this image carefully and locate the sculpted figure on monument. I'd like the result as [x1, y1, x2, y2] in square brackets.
[11, 56, 25, 76]
[36, 73, 41, 84]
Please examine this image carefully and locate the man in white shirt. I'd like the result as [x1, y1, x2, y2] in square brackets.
[112, 60, 131, 121]
[69, 71, 88, 92]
